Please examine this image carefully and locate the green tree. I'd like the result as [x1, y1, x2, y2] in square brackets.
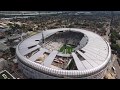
[111, 43, 120, 51]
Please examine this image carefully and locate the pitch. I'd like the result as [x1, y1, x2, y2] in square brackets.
[59, 44, 74, 54]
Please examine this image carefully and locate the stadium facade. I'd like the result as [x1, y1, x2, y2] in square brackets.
[16, 28, 111, 79]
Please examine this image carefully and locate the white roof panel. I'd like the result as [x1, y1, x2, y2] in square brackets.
[43, 50, 58, 67]
[76, 50, 98, 67]
[81, 51, 103, 65]
[21, 45, 40, 55]
[72, 52, 86, 70]
[82, 47, 107, 59]
[82, 60, 93, 69]
[29, 48, 46, 61]
[82, 48, 105, 61]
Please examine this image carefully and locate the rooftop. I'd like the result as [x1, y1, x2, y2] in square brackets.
[0, 43, 9, 52]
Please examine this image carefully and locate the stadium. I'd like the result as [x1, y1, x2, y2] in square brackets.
[16, 28, 111, 79]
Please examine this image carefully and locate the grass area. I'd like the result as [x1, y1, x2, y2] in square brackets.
[59, 44, 73, 54]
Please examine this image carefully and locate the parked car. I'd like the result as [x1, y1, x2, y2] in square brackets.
[112, 67, 116, 74]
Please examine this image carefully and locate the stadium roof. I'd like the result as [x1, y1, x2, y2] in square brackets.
[16, 28, 111, 77]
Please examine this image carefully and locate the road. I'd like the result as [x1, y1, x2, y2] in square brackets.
[113, 59, 120, 79]
[102, 22, 110, 42]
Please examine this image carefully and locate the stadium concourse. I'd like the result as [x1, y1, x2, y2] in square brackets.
[16, 28, 111, 79]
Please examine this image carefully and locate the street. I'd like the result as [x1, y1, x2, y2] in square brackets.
[102, 22, 110, 42]
[113, 59, 120, 79]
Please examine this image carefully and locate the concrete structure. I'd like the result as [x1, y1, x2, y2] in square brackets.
[16, 28, 111, 79]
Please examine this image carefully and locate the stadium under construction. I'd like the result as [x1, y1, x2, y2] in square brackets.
[16, 28, 111, 79]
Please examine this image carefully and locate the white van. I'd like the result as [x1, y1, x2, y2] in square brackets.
[112, 67, 116, 74]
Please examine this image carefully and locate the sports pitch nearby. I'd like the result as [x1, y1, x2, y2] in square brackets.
[59, 44, 74, 54]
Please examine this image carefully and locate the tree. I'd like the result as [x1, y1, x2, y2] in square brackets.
[111, 43, 120, 51]
[7, 23, 20, 34]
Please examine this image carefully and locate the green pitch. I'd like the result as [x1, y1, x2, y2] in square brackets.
[59, 44, 73, 54]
